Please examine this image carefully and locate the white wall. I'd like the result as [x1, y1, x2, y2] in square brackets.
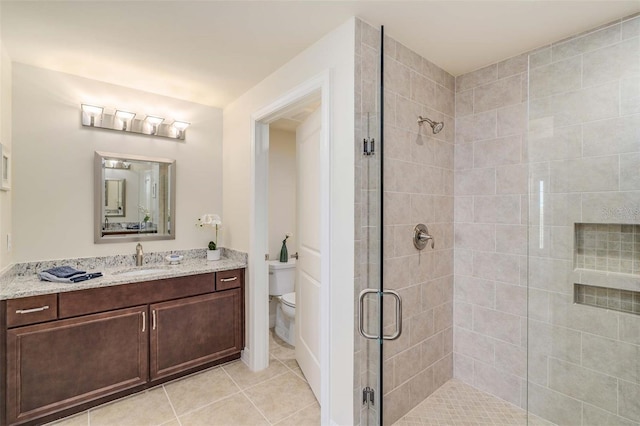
[0, 27, 12, 270]
[223, 18, 355, 424]
[268, 127, 296, 259]
[12, 64, 223, 262]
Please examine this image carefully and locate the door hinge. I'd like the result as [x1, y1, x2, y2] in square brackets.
[363, 138, 375, 156]
[362, 386, 375, 406]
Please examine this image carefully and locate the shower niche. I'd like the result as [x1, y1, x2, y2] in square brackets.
[573, 223, 640, 315]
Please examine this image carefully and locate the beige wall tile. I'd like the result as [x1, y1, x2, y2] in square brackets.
[528, 382, 583, 426]
[497, 102, 526, 137]
[621, 74, 640, 115]
[472, 251, 520, 283]
[454, 301, 473, 329]
[454, 196, 474, 222]
[454, 223, 495, 251]
[395, 94, 422, 130]
[421, 332, 444, 369]
[619, 380, 640, 423]
[529, 81, 619, 127]
[473, 306, 521, 345]
[551, 24, 621, 62]
[455, 89, 474, 117]
[434, 302, 453, 333]
[454, 168, 496, 196]
[494, 340, 526, 378]
[382, 382, 412, 425]
[474, 74, 523, 113]
[496, 164, 527, 195]
[394, 345, 423, 387]
[433, 353, 453, 389]
[410, 193, 435, 224]
[410, 309, 435, 345]
[549, 358, 618, 413]
[529, 124, 582, 162]
[453, 353, 475, 384]
[435, 84, 455, 117]
[528, 257, 572, 293]
[529, 56, 582, 99]
[410, 71, 435, 108]
[549, 293, 619, 338]
[619, 313, 640, 345]
[620, 153, 640, 190]
[456, 110, 497, 143]
[496, 225, 527, 255]
[456, 64, 497, 93]
[582, 191, 640, 223]
[454, 142, 473, 170]
[498, 53, 528, 78]
[395, 41, 422, 72]
[581, 334, 639, 383]
[550, 155, 619, 193]
[454, 327, 495, 364]
[583, 403, 639, 426]
[583, 115, 640, 157]
[473, 361, 521, 406]
[422, 58, 447, 87]
[408, 367, 435, 408]
[454, 275, 495, 308]
[529, 46, 552, 69]
[622, 16, 640, 39]
[495, 282, 526, 316]
[582, 37, 640, 88]
[474, 135, 522, 168]
[474, 195, 521, 224]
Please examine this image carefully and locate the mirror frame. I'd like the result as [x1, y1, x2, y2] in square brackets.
[94, 151, 176, 244]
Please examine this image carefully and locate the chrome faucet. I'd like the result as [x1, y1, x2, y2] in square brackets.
[135, 243, 144, 266]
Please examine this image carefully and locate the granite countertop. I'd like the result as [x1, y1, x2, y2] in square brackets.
[0, 249, 247, 300]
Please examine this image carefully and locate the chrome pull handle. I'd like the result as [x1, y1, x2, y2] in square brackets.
[152, 310, 157, 330]
[16, 305, 49, 314]
[142, 311, 146, 333]
[382, 290, 402, 340]
[220, 277, 238, 282]
[414, 224, 434, 250]
[358, 289, 379, 340]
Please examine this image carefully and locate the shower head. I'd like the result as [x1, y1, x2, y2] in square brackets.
[417, 116, 444, 134]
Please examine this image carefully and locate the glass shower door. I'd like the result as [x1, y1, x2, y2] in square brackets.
[527, 18, 640, 425]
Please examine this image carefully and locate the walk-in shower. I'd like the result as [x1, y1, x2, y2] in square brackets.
[417, 115, 444, 134]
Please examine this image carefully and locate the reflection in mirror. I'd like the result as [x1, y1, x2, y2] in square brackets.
[95, 151, 176, 243]
[105, 179, 125, 217]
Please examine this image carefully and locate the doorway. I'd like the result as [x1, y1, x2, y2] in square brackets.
[249, 74, 331, 423]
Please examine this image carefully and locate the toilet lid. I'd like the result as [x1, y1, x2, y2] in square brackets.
[281, 292, 296, 308]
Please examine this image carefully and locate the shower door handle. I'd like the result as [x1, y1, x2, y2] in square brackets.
[358, 289, 403, 340]
[382, 290, 402, 341]
[358, 289, 379, 340]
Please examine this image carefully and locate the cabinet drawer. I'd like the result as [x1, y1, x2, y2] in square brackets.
[7, 294, 58, 328]
[216, 269, 243, 291]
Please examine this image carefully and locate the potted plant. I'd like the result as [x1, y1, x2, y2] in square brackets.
[197, 213, 222, 260]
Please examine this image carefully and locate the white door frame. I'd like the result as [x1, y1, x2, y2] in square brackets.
[247, 70, 331, 423]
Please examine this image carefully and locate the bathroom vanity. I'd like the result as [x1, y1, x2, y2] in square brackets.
[0, 263, 245, 426]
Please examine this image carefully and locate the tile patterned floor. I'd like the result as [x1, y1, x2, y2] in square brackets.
[393, 379, 555, 426]
[49, 329, 319, 426]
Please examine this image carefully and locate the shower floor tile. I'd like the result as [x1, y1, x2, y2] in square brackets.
[393, 379, 555, 426]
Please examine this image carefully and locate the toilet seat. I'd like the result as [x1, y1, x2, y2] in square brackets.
[281, 292, 296, 308]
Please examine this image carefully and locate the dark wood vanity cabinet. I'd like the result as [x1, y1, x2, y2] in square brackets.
[0, 268, 245, 426]
[6, 306, 148, 425]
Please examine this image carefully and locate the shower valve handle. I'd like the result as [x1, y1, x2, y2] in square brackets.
[413, 224, 434, 250]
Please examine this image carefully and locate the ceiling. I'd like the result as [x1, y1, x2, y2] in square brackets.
[1, 1, 638, 108]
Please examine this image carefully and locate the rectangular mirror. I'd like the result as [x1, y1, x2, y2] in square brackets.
[95, 151, 176, 243]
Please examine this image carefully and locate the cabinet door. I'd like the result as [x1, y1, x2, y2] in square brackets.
[150, 289, 242, 380]
[6, 306, 148, 425]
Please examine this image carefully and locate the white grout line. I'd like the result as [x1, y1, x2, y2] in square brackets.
[221, 367, 273, 425]
[162, 385, 182, 426]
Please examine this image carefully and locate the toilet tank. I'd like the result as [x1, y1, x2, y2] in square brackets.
[268, 259, 296, 295]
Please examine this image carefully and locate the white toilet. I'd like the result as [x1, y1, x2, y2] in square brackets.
[268, 259, 296, 346]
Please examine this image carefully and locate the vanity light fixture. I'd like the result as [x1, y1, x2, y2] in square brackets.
[81, 104, 104, 127]
[80, 104, 188, 141]
[145, 116, 164, 135]
[172, 121, 190, 139]
[115, 110, 136, 131]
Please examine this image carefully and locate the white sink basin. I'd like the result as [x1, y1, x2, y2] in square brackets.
[114, 268, 169, 277]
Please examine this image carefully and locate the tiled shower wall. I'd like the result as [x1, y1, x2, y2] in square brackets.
[354, 19, 456, 425]
[453, 47, 530, 406]
[455, 13, 640, 426]
[526, 16, 640, 425]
